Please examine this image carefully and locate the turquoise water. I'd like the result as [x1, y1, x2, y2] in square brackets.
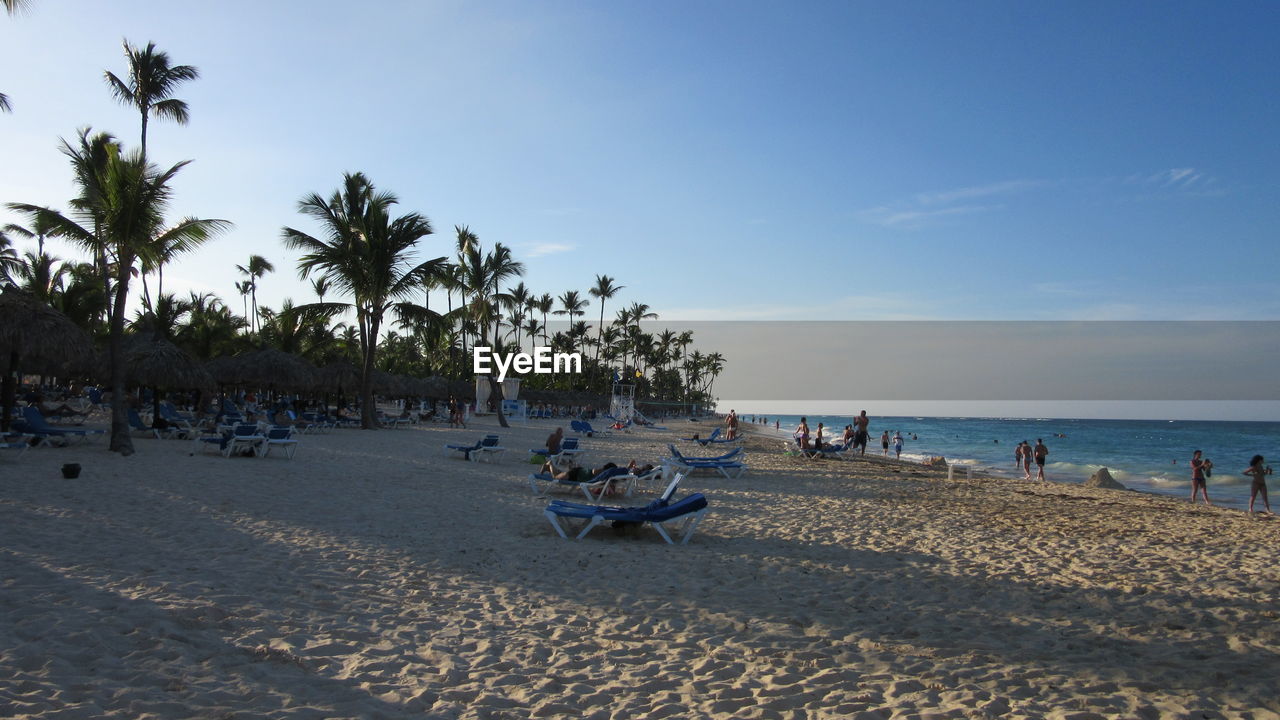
[745, 414, 1279, 511]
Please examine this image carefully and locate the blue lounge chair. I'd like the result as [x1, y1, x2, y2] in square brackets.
[224, 423, 266, 458]
[664, 445, 746, 479]
[684, 427, 721, 446]
[667, 444, 744, 463]
[19, 407, 105, 443]
[445, 434, 504, 462]
[543, 474, 708, 545]
[263, 426, 299, 459]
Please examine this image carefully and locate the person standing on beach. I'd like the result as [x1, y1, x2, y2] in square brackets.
[854, 411, 870, 455]
[1190, 450, 1213, 506]
[794, 417, 811, 449]
[880, 431, 890, 456]
[1015, 442, 1025, 471]
[1033, 439, 1049, 480]
[1243, 454, 1273, 515]
[893, 431, 904, 459]
[726, 409, 738, 440]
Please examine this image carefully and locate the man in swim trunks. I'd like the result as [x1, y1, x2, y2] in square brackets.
[1190, 450, 1213, 506]
[855, 410, 870, 455]
[1033, 439, 1048, 480]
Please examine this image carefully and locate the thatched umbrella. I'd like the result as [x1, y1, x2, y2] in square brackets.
[0, 287, 94, 432]
[116, 338, 215, 426]
[318, 361, 361, 394]
[225, 348, 317, 393]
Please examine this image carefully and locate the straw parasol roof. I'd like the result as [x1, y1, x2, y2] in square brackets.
[0, 286, 93, 371]
[218, 348, 318, 390]
[318, 361, 361, 393]
[118, 338, 215, 390]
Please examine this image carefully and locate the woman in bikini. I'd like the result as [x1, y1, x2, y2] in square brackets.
[1244, 454, 1273, 515]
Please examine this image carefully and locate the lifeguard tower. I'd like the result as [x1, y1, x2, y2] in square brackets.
[609, 383, 636, 424]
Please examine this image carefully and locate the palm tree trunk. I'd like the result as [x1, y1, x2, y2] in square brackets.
[360, 312, 378, 429]
[1, 350, 17, 433]
[108, 268, 135, 455]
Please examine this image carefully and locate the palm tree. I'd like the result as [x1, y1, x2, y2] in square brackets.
[0, 231, 23, 284]
[19, 145, 228, 454]
[104, 40, 199, 158]
[236, 254, 274, 333]
[535, 292, 554, 347]
[588, 274, 623, 368]
[3, 209, 58, 256]
[281, 172, 444, 429]
[1, 0, 30, 113]
[555, 289, 587, 321]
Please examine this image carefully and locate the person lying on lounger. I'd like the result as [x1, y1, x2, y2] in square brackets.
[539, 459, 619, 484]
[30, 394, 89, 419]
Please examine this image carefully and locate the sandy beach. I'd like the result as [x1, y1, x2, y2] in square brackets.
[2, 416, 1278, 719]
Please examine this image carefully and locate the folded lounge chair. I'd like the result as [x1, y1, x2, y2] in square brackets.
[543, 474, 708, 545]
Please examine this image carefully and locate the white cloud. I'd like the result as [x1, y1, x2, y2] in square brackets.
[860, 178, 1041, 230]
[526, 243, 574, 257]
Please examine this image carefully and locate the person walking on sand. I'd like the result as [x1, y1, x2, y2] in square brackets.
[726, 409, 738, 440]
[1190, 450, 1214, 506]
[855, 410, 870, 455]
[880, 431, 890, 456]
[1015, 441, 1025, 470]
[1243, 454, 1273, 515]
[893, 431, 904, 459]
[1033, 438, 1049, 480]
[1021, 441, 1033, 479]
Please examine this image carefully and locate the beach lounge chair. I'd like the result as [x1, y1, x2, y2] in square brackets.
[224, 423, 266, 458]
[263, 426, 299, 459]
[663, 445, 746, 479]
[20, 407, 105, 443]
[543, 474, 708, 545]
[475, 435, 506, 463]
[445, 435, 504, 462]
[1, 433, 32, 458]
[127, 408, 177, 439]
[667, 444, 744, 463]
[528, 465, 635, 501]
[683, 427, 721, 446]
[572, 420, 611, 437]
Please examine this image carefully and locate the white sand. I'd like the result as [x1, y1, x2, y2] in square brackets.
[2, 417, 1278, 719]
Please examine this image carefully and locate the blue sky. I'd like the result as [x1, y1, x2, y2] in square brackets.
[2, 0, 1278, 326]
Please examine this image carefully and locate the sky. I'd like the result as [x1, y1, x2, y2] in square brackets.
[2, 1, 1278, 417]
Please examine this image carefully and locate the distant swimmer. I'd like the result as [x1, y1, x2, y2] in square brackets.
[1033, 438, 1048, 481]
[1190, 450, 1213, 506]
[1244, 455, 1273, 516]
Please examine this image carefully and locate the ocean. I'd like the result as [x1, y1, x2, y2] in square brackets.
[744, 414, 1279, 511]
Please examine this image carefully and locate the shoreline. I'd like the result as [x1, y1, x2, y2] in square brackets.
[732, 415, 1268, 514]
